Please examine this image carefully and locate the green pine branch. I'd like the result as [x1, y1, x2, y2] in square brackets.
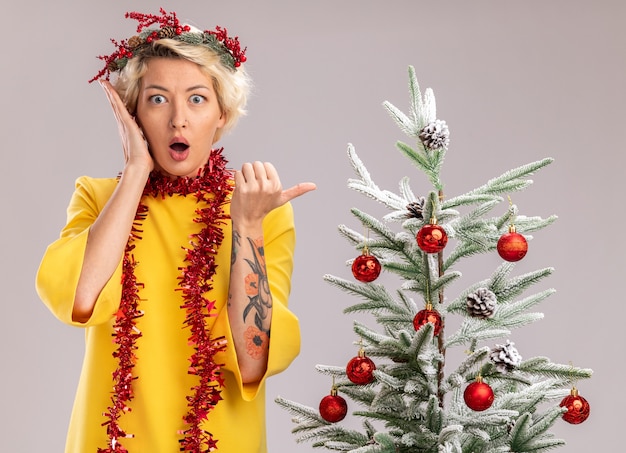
[517, 357, 593, 381]
[509, 410, 566, 452]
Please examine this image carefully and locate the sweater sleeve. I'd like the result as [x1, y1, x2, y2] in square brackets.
[212, 202, 301, 401]
[36, 176, 123, 327]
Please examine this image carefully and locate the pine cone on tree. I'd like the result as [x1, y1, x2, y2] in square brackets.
[466, 288, 497, 319]
[406, 196, 426, 219]
[490, 340, 522, 373]
[419, 119, 450, 150]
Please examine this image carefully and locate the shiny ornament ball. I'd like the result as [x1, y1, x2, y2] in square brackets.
[346, 355, 376, 385]
[560, 391, 590, 424]
[464, 381, 494, 411]
[417, 224, 448, 253]
[497, 232, 528, 262]
[319, 394, 348, 423]
[352, 254, 382, 282]
[413, 307, 443, 336]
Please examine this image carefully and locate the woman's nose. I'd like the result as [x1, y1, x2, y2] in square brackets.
[169, 103, 187, 128]
[169, 117, 188, 128]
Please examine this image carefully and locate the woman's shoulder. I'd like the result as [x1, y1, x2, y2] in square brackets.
[74, 175, 118, 189]
[72, 175, 119, 203]
[74, 175, 118, 187]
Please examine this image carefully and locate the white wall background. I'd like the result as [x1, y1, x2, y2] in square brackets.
[1, 1, 624, 451]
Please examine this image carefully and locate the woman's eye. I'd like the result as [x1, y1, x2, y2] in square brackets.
[190, 95, 206, 104]
[149, 95, 166, 105]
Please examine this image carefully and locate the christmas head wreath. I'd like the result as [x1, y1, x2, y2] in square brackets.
[89, 8, 247, 83]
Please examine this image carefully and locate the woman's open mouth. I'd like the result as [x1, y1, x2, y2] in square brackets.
[170, 142, 189, 152]
[169, 138, 190, 161]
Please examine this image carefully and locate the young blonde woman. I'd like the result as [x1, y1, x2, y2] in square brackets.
[36, 9, 315, 452]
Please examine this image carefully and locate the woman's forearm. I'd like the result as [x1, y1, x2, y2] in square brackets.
[72, 164, 150, 323]
[227, 161, 315, 382]
[227, 222, 273, 384]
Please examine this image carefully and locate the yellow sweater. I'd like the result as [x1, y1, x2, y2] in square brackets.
[36, 176, 300, 453]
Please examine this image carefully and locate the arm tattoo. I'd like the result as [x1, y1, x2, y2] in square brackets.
[231, 230, 241, 267]
[242, 236, 272, 336]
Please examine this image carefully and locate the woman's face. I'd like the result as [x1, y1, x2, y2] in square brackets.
[135, 58, 226, 178]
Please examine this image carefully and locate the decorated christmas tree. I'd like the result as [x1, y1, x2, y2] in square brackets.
[276, 66, 593, 452]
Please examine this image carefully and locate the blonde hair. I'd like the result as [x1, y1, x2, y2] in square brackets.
[114, 38, 251, 140]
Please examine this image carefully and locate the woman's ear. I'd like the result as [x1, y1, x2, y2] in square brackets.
[218, 110, 227, 128]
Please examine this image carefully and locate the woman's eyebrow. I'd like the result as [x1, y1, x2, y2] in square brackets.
[143, 84, 169, 91]
[186, 84, 211, 92]
[143, 84, 211, 92]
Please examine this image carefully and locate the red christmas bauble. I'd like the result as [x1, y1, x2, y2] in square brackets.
[346, 355, 376, 385]
[416, 224, 448, 253]
[413, 307, 443, 336]
[352, 254, 382, 282]
[464, 380, 494, 411]
[560, 389, 590, 424]
[319, 393, 348, 423]
[413, 305, 443, 335]
[497, 231, 528, 262]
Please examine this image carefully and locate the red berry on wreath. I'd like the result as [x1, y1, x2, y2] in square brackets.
[464, 376, 494, 411]
[560, 387, 590, 424]
[352, 252, 382, 282]
[413, 303, 443, 336]
[319, 387, 348, 423]
[346, 347, 376, 385]
[417, 218, 448, 253]
[497, 225, 528, 262]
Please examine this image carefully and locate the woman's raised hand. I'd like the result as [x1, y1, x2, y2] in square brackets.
[230, 162, 316, 227]
[99, 80, 154, 174]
